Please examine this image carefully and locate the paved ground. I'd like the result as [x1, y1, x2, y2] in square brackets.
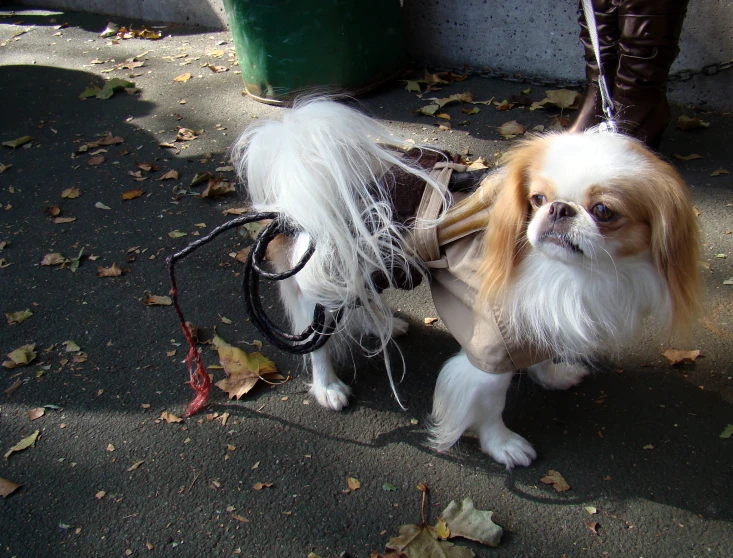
[1, 6, 732, 558]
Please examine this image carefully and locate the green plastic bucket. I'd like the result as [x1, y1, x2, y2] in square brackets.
[223, 0, 406, 104]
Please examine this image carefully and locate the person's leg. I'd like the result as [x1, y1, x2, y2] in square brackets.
[612, 0, 690, 147]
[568, 0, 621, 133]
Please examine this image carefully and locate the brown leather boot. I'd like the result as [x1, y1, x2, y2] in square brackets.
[568, 0, 620, 133]
[613, 0, 689, 147]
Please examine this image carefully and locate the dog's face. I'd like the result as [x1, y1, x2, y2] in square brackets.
[478, 131, 701, 332]
[524, 134, 662, 266]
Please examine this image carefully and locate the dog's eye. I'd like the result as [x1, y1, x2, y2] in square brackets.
[591, 203, 615, 222]
[530, 194, 546, 208]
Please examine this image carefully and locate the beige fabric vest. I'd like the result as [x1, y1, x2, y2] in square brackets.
[410, 163, 552, 373]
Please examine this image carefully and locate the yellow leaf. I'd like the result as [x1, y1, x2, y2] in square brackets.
[61, 187, 82, 199]
[160, 411, 183, 423]
[347, 477, 361, 491]
[4, 430, 40, 460]
[2, 135, 32, 149]
[416, 104, 440, 116]
[121, 189, 144, 200]
[544, 89, 581, 109]
[6, 344, 36, 366]
[6, 309, 33, 325]
[174, 72, 193, 82]
[214, 346, 279, 400]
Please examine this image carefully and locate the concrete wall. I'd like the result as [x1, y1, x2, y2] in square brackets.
[13, 0, 733, 110]
[14, 0, 229, 29]
[401, 0, 733, 111]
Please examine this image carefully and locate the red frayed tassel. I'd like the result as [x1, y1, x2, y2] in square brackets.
[180, 319, 210, 417]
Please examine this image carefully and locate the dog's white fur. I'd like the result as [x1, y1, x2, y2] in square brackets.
[232, 99, 700, 468]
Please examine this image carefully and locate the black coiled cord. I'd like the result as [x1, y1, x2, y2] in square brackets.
[167, 212, 336, 355]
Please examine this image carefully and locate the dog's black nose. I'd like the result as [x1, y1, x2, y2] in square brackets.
[548, 201, 576, 222]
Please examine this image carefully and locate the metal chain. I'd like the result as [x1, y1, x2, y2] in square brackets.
[425, 57, 733, 89]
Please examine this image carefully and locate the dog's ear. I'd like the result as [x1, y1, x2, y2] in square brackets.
[477, 138, 540, 303]
[642, 151, 703, 334]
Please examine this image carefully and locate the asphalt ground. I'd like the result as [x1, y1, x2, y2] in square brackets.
[1, 6, 732, 558]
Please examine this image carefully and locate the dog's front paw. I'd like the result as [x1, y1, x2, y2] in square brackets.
[478, 424, 537, 468]
[310, 380, 352, 411]
[528, 360, 590, 391]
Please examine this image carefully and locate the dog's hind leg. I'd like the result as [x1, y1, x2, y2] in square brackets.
[270, 235, 352, 411]
[278, 277, 352, 410]
[429, 352, 536, 468]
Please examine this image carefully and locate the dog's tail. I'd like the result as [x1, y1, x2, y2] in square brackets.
[232, 98, 446, 405]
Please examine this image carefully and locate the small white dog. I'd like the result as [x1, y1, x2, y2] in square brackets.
[232, 99, 701, 468]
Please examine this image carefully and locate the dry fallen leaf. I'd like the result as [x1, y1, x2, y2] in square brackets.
[4, 379, 22, 396]
[28, 407, 45, 421]
[710, 168, 730, 177]
[0, 477, 22, 497]
[387, 523, 473, 558]
[6, 309, 33, 325]
[673, 153, 703, 161]
[498, 120, 526, 139]
[95, 490, 106, 499]
[214, 346, 283, 400]
[176, 128, 201, 141]
[160, 169, 179, 181]
[54, 217, 76, 224]
[677, 115, 710, 130]
[144, 293, 172, 306]
[174, 72, 193, 82]
[3, 344, 37, 368]
[41, 252, 67, 266]
[61, 187, 82, 199]
[4, 430, 40, 460]
[160, 411, 183, 423]
[223, 206, 250, 216]
[136, 162, 159, 172]
[540, 470, 570, 492]
[87, 156, 105, 167]
[662, 348, 701, 365]
[347, 477, 361, 491]
[2, 136, 32, 149]
[200, 178, 235, 198]
[127, 460, 145, 471]
[121, 189, 144, 200]
[97, 263, 122, 277]
[439, 498, 503, 547]
[253, 482, 273, 490]
[63, 340, 81, 353]
[95, 202, 112, 210]
[544, 89, 581, 109]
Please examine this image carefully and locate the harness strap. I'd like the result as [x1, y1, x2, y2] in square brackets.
[411, 162, 467, 268]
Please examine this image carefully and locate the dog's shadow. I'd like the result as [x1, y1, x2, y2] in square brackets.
[209, 311, 733, 525]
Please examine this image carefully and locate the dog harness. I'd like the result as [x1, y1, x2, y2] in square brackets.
[410, 161, 552, 374]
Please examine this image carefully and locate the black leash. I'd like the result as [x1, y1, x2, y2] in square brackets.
[167, 211, 336, 357]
